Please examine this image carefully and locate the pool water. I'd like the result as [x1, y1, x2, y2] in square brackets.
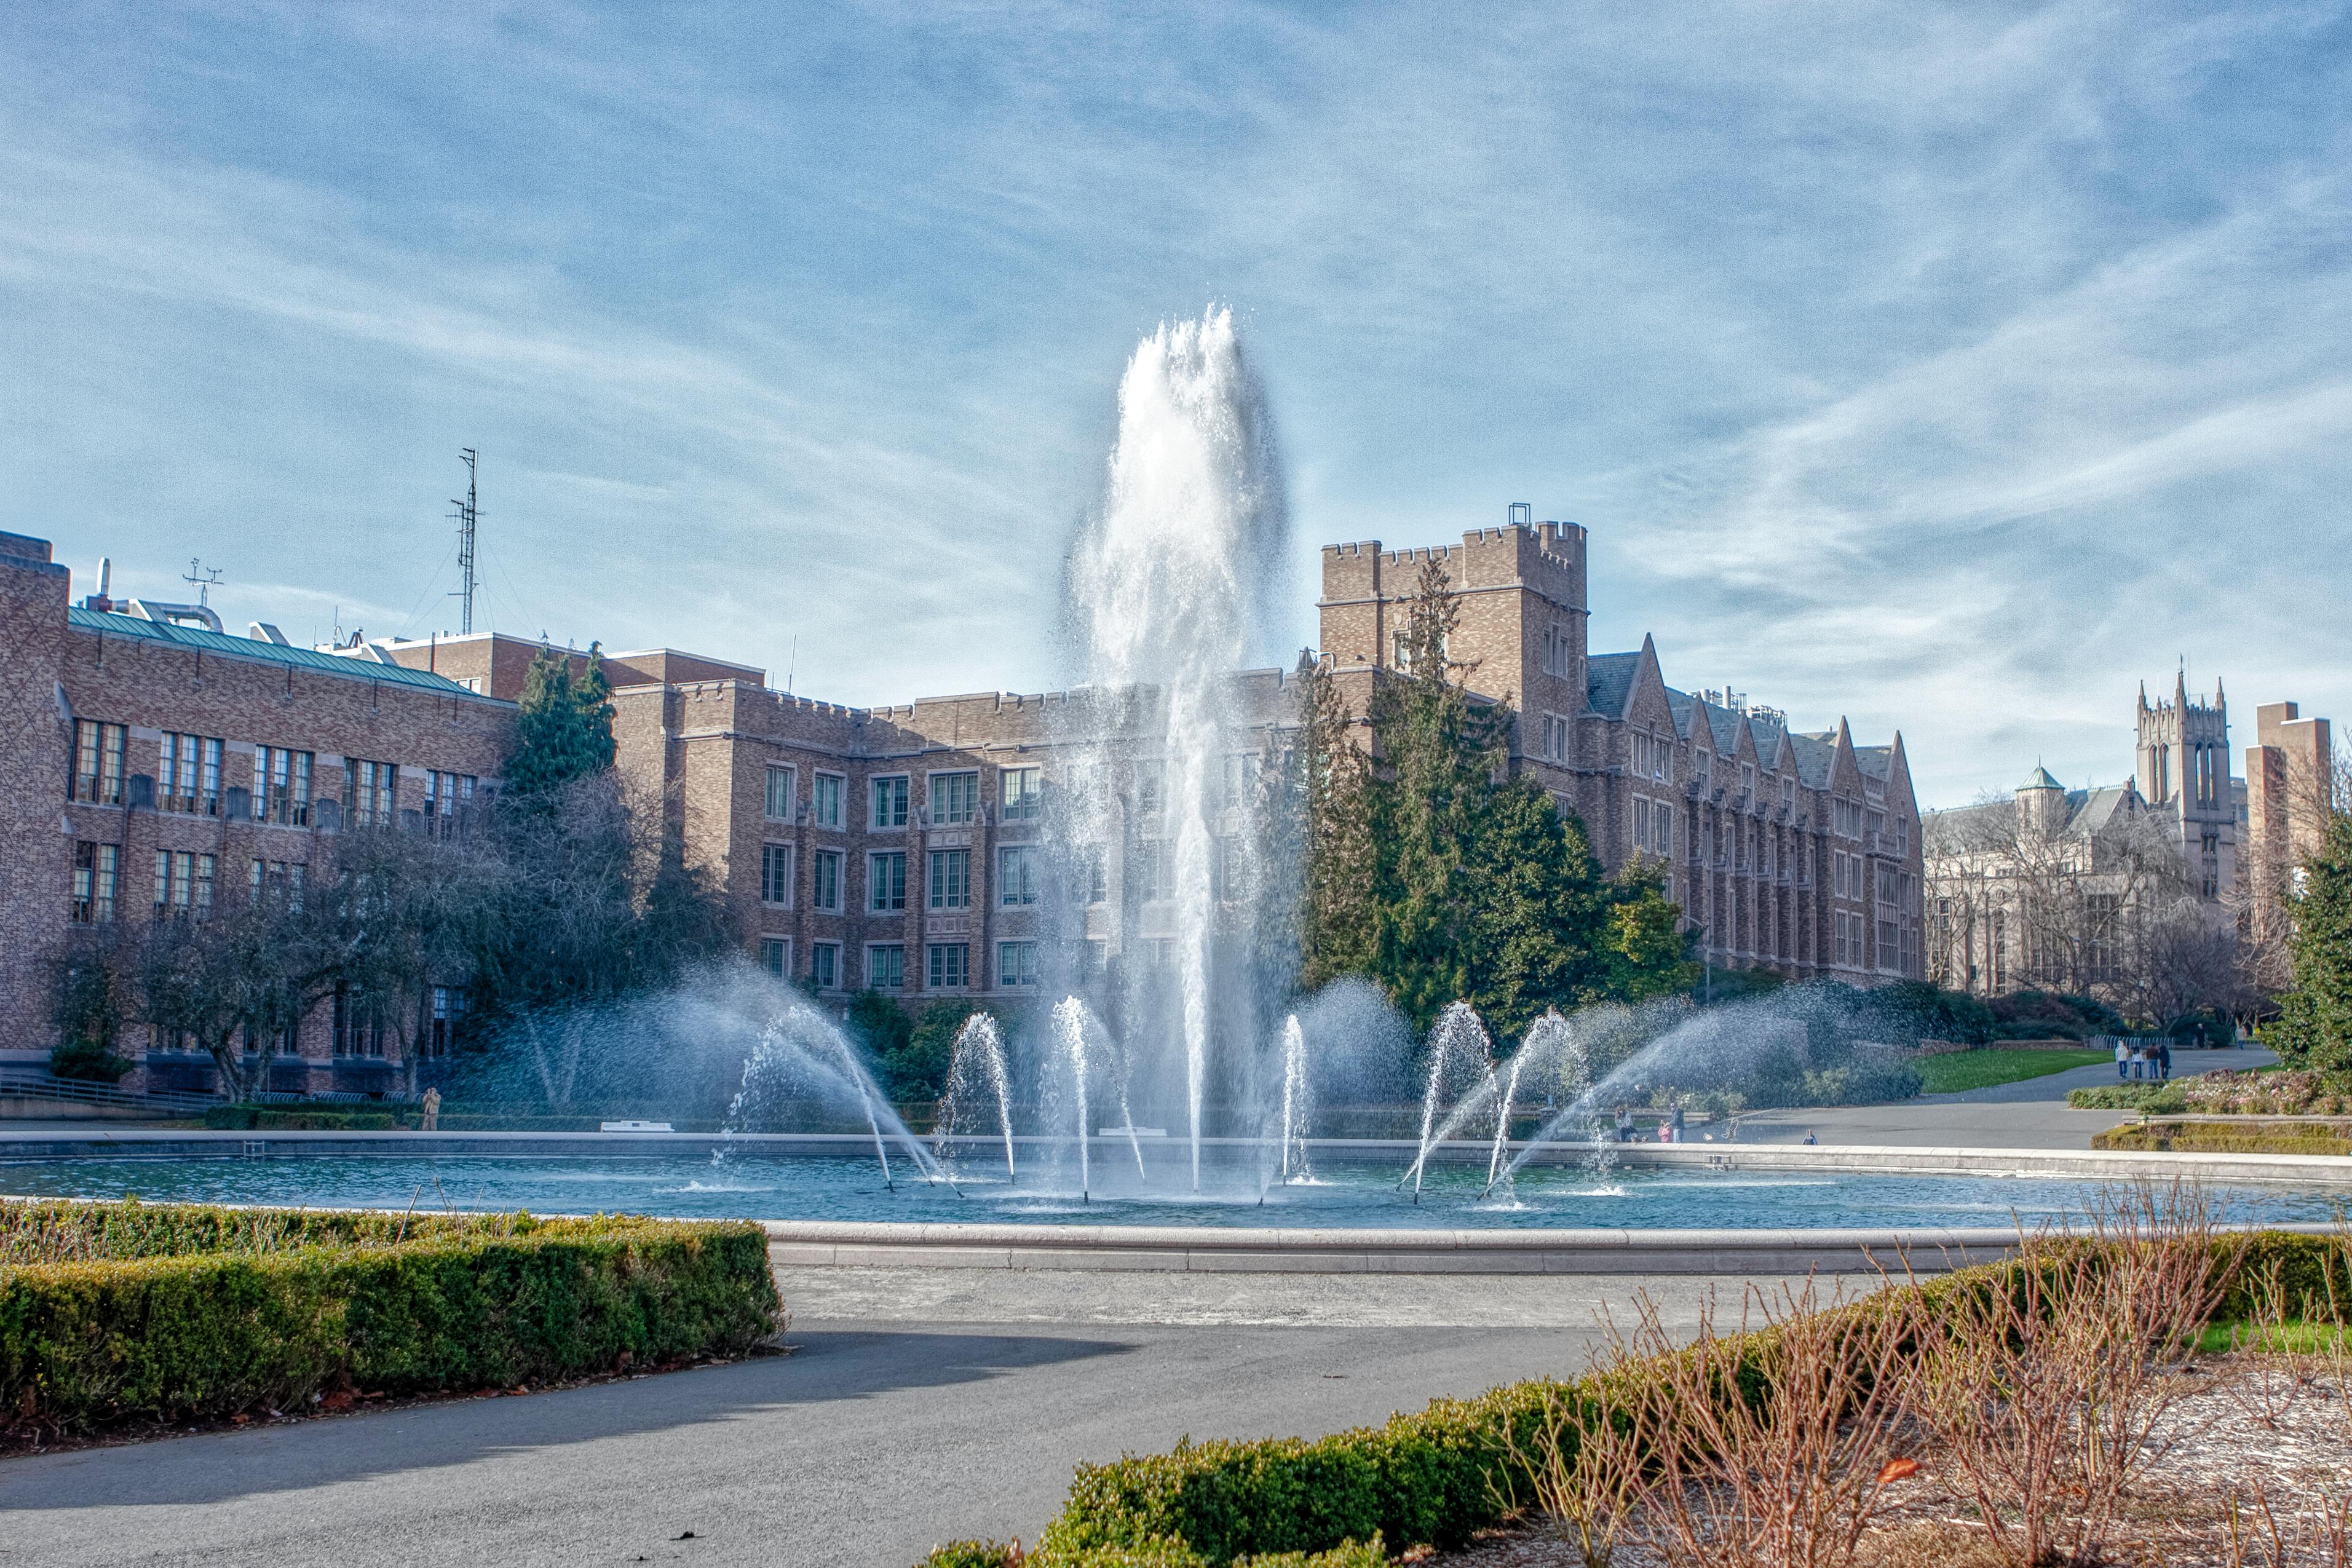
[2, 1153, 2343, 1230]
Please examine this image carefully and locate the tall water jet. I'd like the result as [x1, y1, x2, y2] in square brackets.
[1060, 307, 1291, 1192]
[724, 1004, 945, 1189]
[1270, 1014, 1313, 1191]
[1047, 997, 1094, 1199]
[1401, 1002, 1495, 1199]
[936, 1013, 1016, 1181]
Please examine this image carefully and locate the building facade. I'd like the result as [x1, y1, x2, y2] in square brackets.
[2243, 698, 2336, 938]
[0, 531, 512, 1091]
[2136, 674, 2239, 903]
[2, 507, 1927, 1085]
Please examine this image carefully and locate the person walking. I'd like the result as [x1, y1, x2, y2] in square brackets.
[1802, 1129, 1819, 1146]
[2158, 1040, 2172, 1080]
[2116, 1037, 2131, 1080]
[1669, 1103, 1687, 1141]
[1615, 1106, 1634, 1144]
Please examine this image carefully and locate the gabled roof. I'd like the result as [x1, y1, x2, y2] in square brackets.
[1853, 745, 1895, 782]
[1787, 730, 1837, 788]
[1586, 652, 1639, 719]
[68, 608, 493, 698]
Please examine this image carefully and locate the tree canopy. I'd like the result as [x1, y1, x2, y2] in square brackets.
[2268, 808, 2352, 1078]
[1298, 558, 1694, 1037]
[505, 646, 617, 799]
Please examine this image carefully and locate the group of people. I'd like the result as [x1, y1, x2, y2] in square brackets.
[1612, 1104, 1700, 1143]
[2116, 1039, 2173, 1082]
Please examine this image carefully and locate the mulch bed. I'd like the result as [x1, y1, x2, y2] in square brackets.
[1420, 1350, 2351, 1567]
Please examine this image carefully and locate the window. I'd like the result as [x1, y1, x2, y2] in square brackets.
[765, 764, 796, 821]
[1654, 805, 1673, 858]
[1834, 799, 1864, 838]
[928, 943, 968, 989]
[256, 748, 313, 825]
[761, 843, 795, 906]
[1540, 714, 1569, 762]
[760, 938, 790, 978]
[1634, 798, 1651, 850]
[1633, 731, 1671, 782]
[868, 851, 906, 912]
[870, 775, 909, 830]
[424, 770, 476, 830]
[1695, 748, 1711, 791]
[932, 770, 978, 825]
[929, 848, 970, 909]
[1782, 777, 1796, 813]
[348, 759, 398, 828]
[1136, 762, 1163, 818]
[333, 988, 389, 1058]
[1001, 765, 1043, 822]
[71, 720, 125, 804]
[812, 849, 842, 912]
[424, 986, 465, 1057]
[1134, 841, 1175, 901]
[1877, 917, 1899, 968]
[866, 944, 905, 991]
[998, 941, 1039, 988]
[999, 844, 1038, 906]
[1086, 844, 1108, 904]
[153, 850, 212, 916]
[71, 842, 116, 922]
[813, 772, 844, 829]
[809, 941, 839, 991]
[1212, 837, 1250, 901]
[1739, 762, 1756, 808]
[250, 858, 305, 908]
[159, 734, 224, 814]
[1221, 754, 1260, 810]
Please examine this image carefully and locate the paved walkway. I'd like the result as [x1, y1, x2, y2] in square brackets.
[1733, 1046, 2275, 1148]
[0, 1272, 1816, 1568]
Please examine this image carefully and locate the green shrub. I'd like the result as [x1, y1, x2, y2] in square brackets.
[1010, 1235, 2348, 1568]
[48, 1035, 133, 1085]
[919, 1535, 1388, 1567]
[0, 1199, 781, 1433]
[2067, 1082, 2188, 1112]
[2093, 1122, 2352, 1157]
[202, 1105, 403, 1131]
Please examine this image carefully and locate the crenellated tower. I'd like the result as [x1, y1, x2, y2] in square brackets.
[2136, 671, 2236, 900]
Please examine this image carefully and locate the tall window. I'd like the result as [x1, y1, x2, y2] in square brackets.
[159, 734, 223, 814]
[932, 770, 978, 825]
[424, 770, 476, 830]
[1086, 845, 1109, 904]
[809, 941, 839, 991]
[256, 748, 314, 825]
[1134, 762, 1163, 818]
[333, 989, 389, 1058]
[761, 843, 795, 905]
[424, 987, 465, 1057]
[765, 764, 796, 821]
[999, 844, 1038, 906]
[348, 759, 398, 828]
[1134, 841, 1174, 901]
[813, 772, 844, 829]
[1221, 754, 1259, 810]
[927, 943, 968, 989]
[1002, 766, 1042, 822]
[250, 858, 306, 908]
[153, 851, 210, 916]
[998, 941, 1039, 988]
[870, 775, 909, 830]
[760, 938, 790, 978]
[812, 849, 842, 912]
[866, 944, 905, 991]
[868, 851, 906, 912]
[1654, 805, 1673, 858]
[929, 848, 970, 909]
[71, 842, 116, 923]
[71, 720, 125, 804]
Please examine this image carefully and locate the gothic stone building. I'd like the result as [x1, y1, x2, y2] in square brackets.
[1, 509, 1926, 1086]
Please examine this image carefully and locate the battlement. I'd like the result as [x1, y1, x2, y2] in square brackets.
[1320, 512, 1587, 611]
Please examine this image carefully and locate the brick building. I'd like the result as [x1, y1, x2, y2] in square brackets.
[0, 531, 511, 1091]
[2136, 674, 2240, 902]
[2, 507, 1925, 1085]
[2243, 698, 2335, 936]
[1318, 510, 1926, 983]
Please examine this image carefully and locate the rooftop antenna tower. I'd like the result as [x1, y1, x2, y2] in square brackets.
[449, 447, 480, 635]
[182, 558, 223, 606]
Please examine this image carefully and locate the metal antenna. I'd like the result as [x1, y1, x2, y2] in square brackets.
[181, 558, 223, 606]
[449, 448, 479, 635]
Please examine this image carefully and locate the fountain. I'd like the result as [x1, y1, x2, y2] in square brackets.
[936, 1013, 1016, 1181]
[721, 1000, 946, 1190]
[1045, 997, 1095, 1200]
[1264, 1014, 1313, 1195]
[1059, 307, 1290, 1191]
[1400, 1002, 1497, 1200]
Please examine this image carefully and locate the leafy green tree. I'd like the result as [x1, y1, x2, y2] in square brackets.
[2269, 810, 2352, 1078]
[505, 647, 616, 800]
[47, 927, 131, 1083]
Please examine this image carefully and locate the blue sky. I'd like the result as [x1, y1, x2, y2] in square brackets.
[3, 2, 2347, 806]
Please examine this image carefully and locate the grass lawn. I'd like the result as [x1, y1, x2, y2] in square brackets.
[1917, 1046, 2113, 1095]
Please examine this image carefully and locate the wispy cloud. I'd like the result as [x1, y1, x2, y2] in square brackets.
[0, 0, 2345, 800]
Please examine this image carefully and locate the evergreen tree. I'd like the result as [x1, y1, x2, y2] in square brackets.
[2270, 809, 2352, 1078]
[505, 646, 617, 799]
[1295, 652, 1376, 989]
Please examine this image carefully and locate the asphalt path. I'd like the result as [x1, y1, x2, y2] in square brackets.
[0, 1273, 1807, 1568]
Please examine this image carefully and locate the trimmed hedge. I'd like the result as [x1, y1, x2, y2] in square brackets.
[922, 1538, 1387, 1568]
[1, 1199, 782, 1434]
[965, 1233, 2350, 1567]
[203, 1105, 402, 1131]
[2093, 1120, 2352, 1157]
